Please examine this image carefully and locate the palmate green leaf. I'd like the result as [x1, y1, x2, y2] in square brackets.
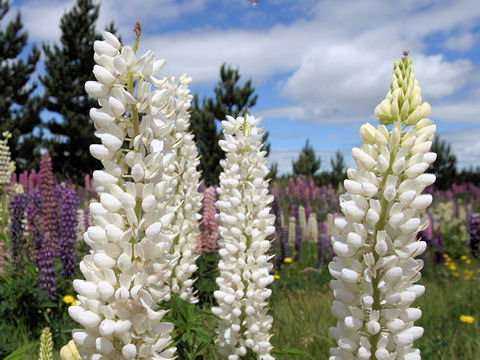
[3, 343, 36, 360]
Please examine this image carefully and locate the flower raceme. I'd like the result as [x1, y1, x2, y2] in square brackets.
[329, 54, 436, 360]
[68, 28, 200, 359]
[213, 115, 276, 360]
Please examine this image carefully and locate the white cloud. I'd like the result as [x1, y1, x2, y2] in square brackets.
[433, 100, 480, 124]
[439, 126, 480, 168]
[15, 0, 74, 42]
[444, 32, 478, 51]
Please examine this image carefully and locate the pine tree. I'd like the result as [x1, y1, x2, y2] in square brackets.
[0, 0, 41, 169]
[292, 139, 321, 177]
[430, 135, 457, 190]
[190, 93, 223, 186]
[207, 63, 270, 156]
[329, 150, 346, 189]
[40, 0, 118, 181]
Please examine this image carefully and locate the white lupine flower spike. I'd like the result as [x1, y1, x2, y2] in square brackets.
[68, 24, 198, 359]
[213, 114, 276, 360]
[329, 52, 436, 360]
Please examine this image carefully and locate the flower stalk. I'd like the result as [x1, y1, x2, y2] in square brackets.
[329, 54, 436, 360]
[68, 28, 199, 359]
[213, 114, 276, 360]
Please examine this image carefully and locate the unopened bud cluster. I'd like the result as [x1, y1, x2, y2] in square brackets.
[68, 30, 203, 359]
[329, 55, 436, 360]
[213, 115, 276, 360]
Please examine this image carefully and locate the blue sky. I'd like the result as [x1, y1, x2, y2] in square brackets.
[8, 0, 480, 174]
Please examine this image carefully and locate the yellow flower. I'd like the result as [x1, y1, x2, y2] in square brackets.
[72, 299, 78, 306]
[284, 257, 293, 263]
[460, 315, 475, 324]
[449, 263, 457, 271]
[274, 274, 280, 280]
[461, 255, 467, 260]
[466, 259, 472, 264]
[63, 295, 75, 304]
[46, 308, 52, 313]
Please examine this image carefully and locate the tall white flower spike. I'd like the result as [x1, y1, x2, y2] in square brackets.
[69, 24, 201, 359]
[329, 52, 436, 360]
[213, 114, 276, 360]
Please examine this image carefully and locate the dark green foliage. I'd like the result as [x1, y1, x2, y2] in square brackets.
[191, 63, 270, 185]
[190, 94, 223, 186]
[207, 63, 258, 120]
[268, 161, 278, 182]
[329, 151, 346, 190]
[162, 295, 215, 360]
[292, 139, 321, 178]
[0, 0, 41, 170]
[457, 166, 480, 185]
[193, 253, 219, 307]
[430, 135, 457, 190]
[40, 0, 118, 181]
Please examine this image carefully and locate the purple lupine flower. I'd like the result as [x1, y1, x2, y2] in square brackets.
[304, 198, 312, 219]
[294, 225, 302, 262]
[468, 213, 480, 258]
[287, 177, 295, 197]
[298, 175, 307, 203]
[38, 237, 56, 299]
[25, 190, 43, 261]
[272, 195, 281, 228]
[279, 225, 290, 260]
[59, 186, 79, 277]
[39, 153, 59, 254]
[9, 192, 28, 262]
[28, 169, 40, 193]
[271, 182, 279, 198]
[289, 195, 297, 219]
[19, 171, 28, 192]
[317, 221, 328, 267]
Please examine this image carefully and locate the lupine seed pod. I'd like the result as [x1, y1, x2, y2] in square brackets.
[69, 30, 180, 359]
[213, 114, 276, 360]
[329, 54, 436, 360]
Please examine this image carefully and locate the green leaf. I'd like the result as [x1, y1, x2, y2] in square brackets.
[191, 328, 213, 343]
[181, 331, 192, 342]
[4, 343, 36, 360]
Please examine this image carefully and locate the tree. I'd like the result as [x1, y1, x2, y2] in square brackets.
[190, 94, 223, 186]
[430, 135, 457, 190]
[0, 0, 41, 169]
[329, 150, 346, 190]
[40, 0, 118, 181]
[191, 63, 270, 184]
[292, 139, 321, 177]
